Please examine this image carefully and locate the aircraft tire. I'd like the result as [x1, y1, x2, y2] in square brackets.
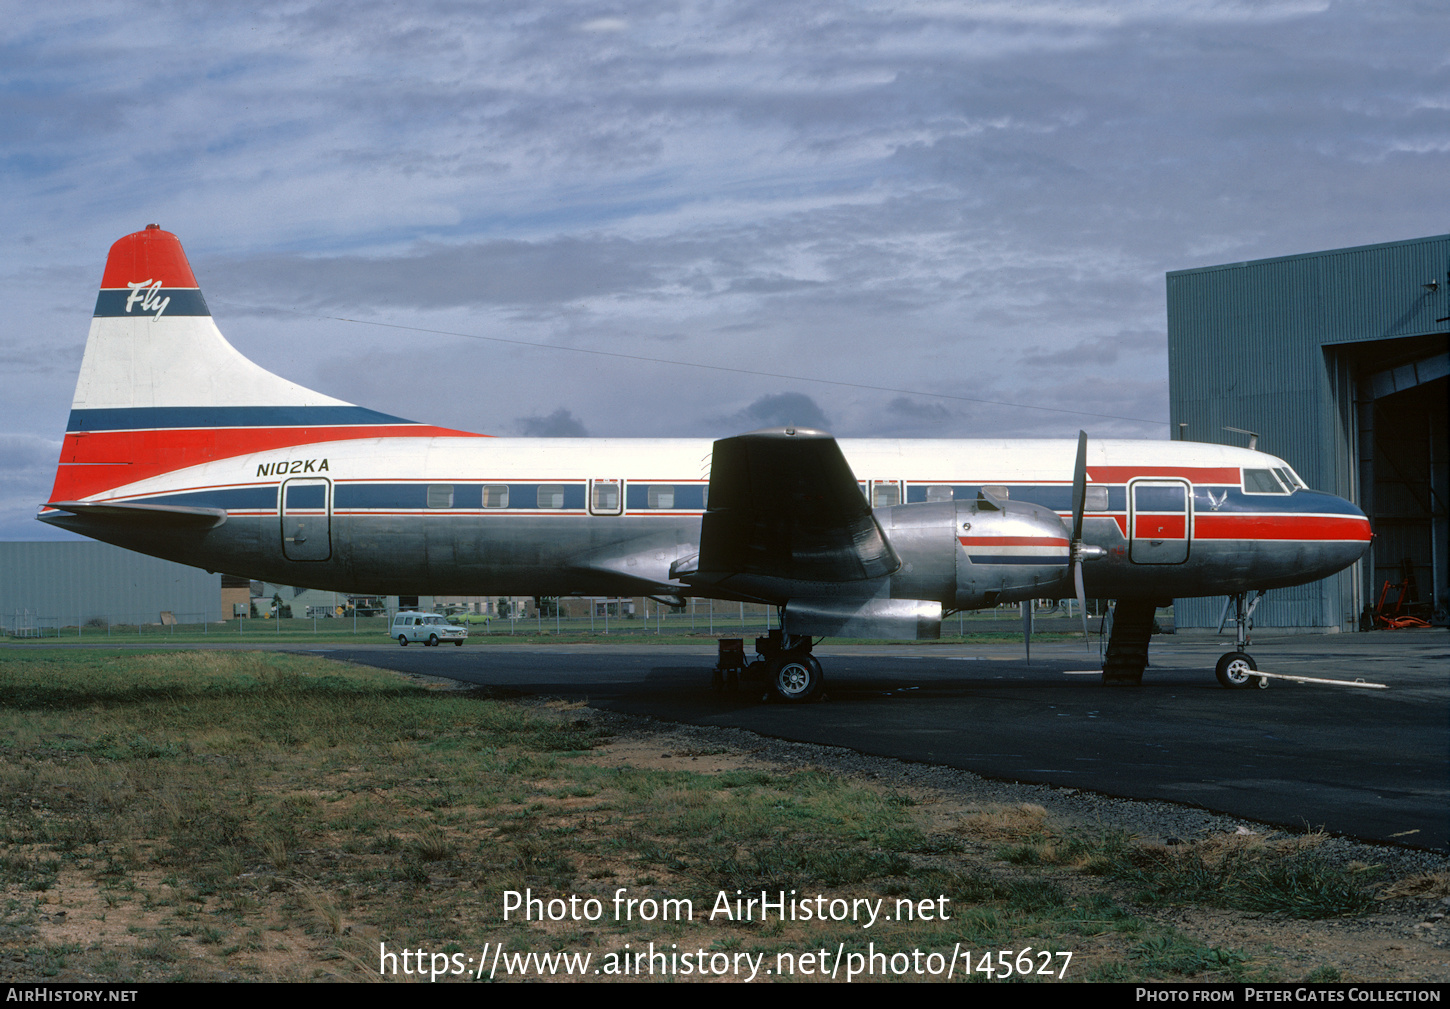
[768, 652, 822, 703]
[428, 634, 439, 647]
[1215, 651, 1261, 689]
[399, 635, 408, 646]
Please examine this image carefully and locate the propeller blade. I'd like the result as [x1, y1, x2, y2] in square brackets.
[1071, 430, 1088, 544]
[1075, 558, 1091, 652]
[1021, 600, 1032, 664]
[1070, 430, 1091, 651]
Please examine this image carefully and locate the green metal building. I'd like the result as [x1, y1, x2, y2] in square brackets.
[1167, 234, 1449, 630]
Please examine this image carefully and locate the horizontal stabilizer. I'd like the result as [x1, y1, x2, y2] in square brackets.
[40, 500, 227, 529]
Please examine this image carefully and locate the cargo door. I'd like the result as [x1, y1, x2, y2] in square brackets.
[1129, 479, 1190, 564]
[281, 478, 332, 561]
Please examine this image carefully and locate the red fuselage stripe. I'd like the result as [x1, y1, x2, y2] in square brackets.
[1194, 514, 1372, 541]
[48, 425, 479, 502]
[1134, 516, 1187, 539]
[1088, 466, 1241, 483]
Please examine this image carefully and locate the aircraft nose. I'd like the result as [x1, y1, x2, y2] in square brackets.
[1297, 489, 1373, 574]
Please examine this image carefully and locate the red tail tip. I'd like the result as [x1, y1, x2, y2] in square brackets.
[100, 227, 199, 289]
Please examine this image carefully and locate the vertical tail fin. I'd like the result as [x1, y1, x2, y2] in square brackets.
[46, 226, 459, 505]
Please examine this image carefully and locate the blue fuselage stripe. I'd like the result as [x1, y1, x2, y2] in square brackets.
[66, 406, 417, 432]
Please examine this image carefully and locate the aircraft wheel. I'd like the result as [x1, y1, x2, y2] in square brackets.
[398, 635, 409, 646]
[428, 634, 440, 647]
[768, 652, 822, 703]
[1215, 651, 1262, 689]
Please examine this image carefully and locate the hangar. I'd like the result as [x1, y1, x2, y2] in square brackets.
[1167, 234, 1449, 631]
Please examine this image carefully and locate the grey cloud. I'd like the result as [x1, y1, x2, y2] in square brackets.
[724, 393, 831, 433]
[887, 396, 952, 423]
[516, 407, 588, 437]
[1020, 330, 1165, 368]
[0, 342, 84, 375]
[214, 238, 663, 309]
[0, 434, 63, 472]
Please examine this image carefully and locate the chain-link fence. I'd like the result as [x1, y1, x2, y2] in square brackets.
[5, 597, 1109, 642]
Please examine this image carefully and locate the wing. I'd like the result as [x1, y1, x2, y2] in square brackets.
[690, 427, 898, 598]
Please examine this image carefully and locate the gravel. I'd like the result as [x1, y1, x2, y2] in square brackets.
[568, 704, 1450, 881]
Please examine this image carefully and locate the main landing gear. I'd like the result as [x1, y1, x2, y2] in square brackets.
[712, 630, 823, 703]
[1215, 591, 1267, 689]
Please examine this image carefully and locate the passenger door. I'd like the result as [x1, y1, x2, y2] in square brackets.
[281, 478, 332, 561]
[1129, 479, 1190, 564]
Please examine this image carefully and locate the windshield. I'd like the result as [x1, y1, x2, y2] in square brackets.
[1243, 469, 1289, 494]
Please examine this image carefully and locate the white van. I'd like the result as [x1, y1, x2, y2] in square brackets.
[390, 611, 468, 647]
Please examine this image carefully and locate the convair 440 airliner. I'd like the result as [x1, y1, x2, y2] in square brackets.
[40, 226, 1373, 700]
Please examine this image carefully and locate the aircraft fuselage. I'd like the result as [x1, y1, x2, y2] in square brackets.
[43, 432, 1370, 607]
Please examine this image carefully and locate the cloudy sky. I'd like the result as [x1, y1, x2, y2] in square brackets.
[4, 1, 1447, 539]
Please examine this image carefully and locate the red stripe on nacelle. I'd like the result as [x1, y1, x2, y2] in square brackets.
[47, 424, 481, 502]
[1195, 514, 1372, 542]
[958, 535, 1069, 546]
[99, 226, 199, 289]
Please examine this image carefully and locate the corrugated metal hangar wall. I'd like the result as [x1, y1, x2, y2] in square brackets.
[1168, 235, 1449, 630]
[1, 541, 222, 632]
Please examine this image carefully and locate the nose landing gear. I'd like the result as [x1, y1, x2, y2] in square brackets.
[1216, 591, 1267, 689]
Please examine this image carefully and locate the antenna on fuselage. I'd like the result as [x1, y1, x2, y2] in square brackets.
[1222, 426, 1259, 451]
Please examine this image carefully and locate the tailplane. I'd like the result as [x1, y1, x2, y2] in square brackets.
[46, 226, 466, 506]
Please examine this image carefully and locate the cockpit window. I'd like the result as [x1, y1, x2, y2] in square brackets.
[1243, 469, 1288, 494]
[1275, 467, 1305, 491]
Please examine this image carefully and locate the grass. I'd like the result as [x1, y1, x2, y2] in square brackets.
[0, 648, 1407, 983]
[965, 802, 1381, 920]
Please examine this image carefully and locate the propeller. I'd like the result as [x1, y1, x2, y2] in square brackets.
[1070, 430, 1094, 652]
[1021, 431, 1094, 664]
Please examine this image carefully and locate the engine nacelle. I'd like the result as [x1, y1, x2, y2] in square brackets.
[879, 498, 1072, 609]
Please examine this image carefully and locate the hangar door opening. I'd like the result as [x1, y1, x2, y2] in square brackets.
[1352, 338, 1448, 625]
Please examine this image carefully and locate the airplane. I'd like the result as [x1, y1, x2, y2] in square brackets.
[39, 226, 1374, 700]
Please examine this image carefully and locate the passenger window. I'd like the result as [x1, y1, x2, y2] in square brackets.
[647, 485, 675, 509]
[982, 485, 1010, 499]
[925, 485, 953, 502]
[1243, 469, 1287, 494]
[592, 481, 620, 512]
[427, 484, 454, 509]
[482, 484, 510, 508]
[872, 483, 900, 508]
[537, 484, 565, 509]
[1084, 486, 1110, 511]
